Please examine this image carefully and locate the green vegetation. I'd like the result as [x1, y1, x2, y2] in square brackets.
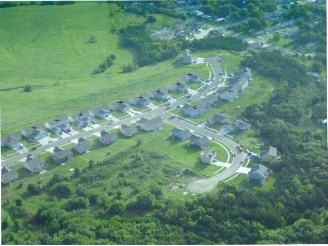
[1, 147, 17, 158]
[1, 2, 327, 245]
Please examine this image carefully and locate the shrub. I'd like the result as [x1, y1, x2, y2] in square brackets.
[24, 85, 32, 92]
[145, 15, 157, 24]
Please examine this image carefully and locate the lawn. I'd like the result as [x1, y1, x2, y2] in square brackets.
[20, 137, 40, 149]
[47, 131, 58, 138]
[271, 37, 293, 48]
[131, 105, 149, 112]
[71, 125, 82, 132]
[169, 90, 187, 99]
[1, 147, 17, 158]
[110, 111, 129, 119]
[188, 82, 203, 90]
[0, 2, 210, 136]
[92, 118, 107, 124]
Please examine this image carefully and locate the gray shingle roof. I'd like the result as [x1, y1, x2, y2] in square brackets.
[26, 156, 43, 168]
[200, 94, 218, 105]
[212, 113, 228, 122]
[1, 132, 21, 145]
[75, 139, 91, 150]
[249, 164, 268, 175]
[260, 146, 277, 157]
[1, 169, 18, 182]
[202, 148, 216, 158]
[52, 149, 73, 160]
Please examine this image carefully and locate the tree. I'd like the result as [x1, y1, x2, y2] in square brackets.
[73, 167, 81, 178]
[24, 85, 32, 92]
[145, 15, 156, 23]
[311, 60, 323, 73]
[312, 102, 326, 121]
[87, 36, 97, 44]
[15, 198, 23, 207]
[248, 18, 262, 30]
[89, 160, 95, 169]
[27, 183, 40, 195]
[272, 32, 281, 42]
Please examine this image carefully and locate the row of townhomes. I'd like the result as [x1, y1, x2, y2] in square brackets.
[1, 117, 164, 184]
[1, 68, 205, 150]
[220, 67, 252, 102]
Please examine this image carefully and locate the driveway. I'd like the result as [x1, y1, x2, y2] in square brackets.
[218, 127, 231, 136]
[37, 136, 57, 146]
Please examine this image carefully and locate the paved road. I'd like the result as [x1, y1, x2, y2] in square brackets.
[2, 56, 242, 193]
[162, 114, 244, 193]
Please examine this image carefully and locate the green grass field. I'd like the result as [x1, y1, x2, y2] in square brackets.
[0, 2, 209, 135]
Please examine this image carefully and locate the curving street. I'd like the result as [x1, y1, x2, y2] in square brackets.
[1, 56, 244, 193]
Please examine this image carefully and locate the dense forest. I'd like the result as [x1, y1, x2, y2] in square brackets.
[2, 50, 327, 244]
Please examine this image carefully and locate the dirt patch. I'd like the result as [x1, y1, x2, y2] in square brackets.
[1, 188, 9, 197]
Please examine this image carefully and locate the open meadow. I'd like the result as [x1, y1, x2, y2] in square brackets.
[0, 2, 209, 135]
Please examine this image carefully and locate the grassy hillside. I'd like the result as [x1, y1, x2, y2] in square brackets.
[0, 3, 209, 135]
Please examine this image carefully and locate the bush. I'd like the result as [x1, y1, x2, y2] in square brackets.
[27, 183, 41, 195]
[87, 36, 97, 44]
[24, 85, 32, 92]
[145, 15, 157, 24]
[92, 55, 115, 75]
[122, 63, 138, 73]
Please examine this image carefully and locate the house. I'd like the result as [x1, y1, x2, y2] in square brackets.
[215, 18, 226, 23]
[137, 117, 162, 131]
[200, 94, 218, 107]
[172, 127, 192, 141]
[182, 49, 192, 64]
[319, 118, 327, 127]
[200, 149, 217, 164]
[181, 102, 206, 117]
[154, 88, 169, 100]
[247, 164, 269, 185]
[169, 81, 188, 92]
[74, 138, 92, 154]
[136, 97, 151, 107]
[91, 105, 111, 119]
[99, 131, 117, 145]
[114, 102, 131, 112]
[233, 67, 252, 81]
[260, 146, 279, 162]
[190, 135, 210, 149]
[220, 87, 239, 101]
[207, 113, 229, 125]
[1, 132, 22, 149]
[1, 167, 18, 184]
[121, 124, 137, 137]
[24, 156, 44, 174]
[144, 92, 155, 99]
[21, 127, 48, 141]
[68, 111, 92, 127]
[227, 119, 251, 132]
[234, 77, 249, 92]
[52, 147, 73, 164]
[189, 74, 201, 83]
[45, 115, 71, 134]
